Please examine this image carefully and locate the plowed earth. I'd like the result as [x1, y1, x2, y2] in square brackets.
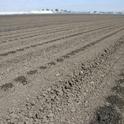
[0, 14, 124, 124]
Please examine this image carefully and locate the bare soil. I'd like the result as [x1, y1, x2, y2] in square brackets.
[0, 14, 124, 124]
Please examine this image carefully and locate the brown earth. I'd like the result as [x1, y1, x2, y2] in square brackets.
[0, 14, 124, 124]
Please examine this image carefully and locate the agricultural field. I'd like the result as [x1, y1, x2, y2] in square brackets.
[0, 14, 124, 124]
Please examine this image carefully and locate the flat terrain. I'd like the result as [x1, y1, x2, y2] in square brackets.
[0, 14, 124, 124]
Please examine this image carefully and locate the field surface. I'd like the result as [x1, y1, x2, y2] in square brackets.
[0, 14, 124, 124]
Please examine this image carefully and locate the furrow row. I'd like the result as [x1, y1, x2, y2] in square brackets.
[0, 25, 116, 57]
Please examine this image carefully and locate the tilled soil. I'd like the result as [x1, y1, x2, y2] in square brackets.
[0, 14, 124, 124]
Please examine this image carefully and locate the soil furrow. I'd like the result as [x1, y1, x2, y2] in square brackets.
[0, 25, 118, 57]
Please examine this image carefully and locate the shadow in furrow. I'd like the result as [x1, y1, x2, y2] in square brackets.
[90, 71, 124, 124]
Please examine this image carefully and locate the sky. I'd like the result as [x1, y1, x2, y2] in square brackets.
[0, 0, 124, 12]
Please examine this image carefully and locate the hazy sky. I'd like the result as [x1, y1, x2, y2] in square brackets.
[0, 0, 124, 12]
